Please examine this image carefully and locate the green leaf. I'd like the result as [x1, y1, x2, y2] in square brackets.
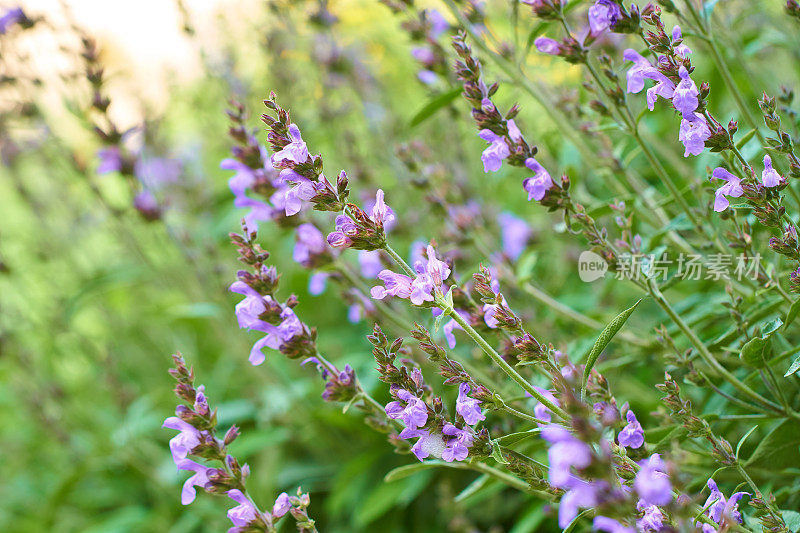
[494, 428, 542, 447]
[384, 462, 443, 482]
[409, 87, 463, 128]
[781, 510, 800, 532]
[735, 425, 759, 461]
[581, 298, 643, 397]
[490, 441, 510, 464]
[735, 128, 757, 149]
[739, 337, 771, 367]
[746, 420, 800, 470]
[785, 355, 800, 377]
[762, 317, 784, 336]
[563, 509, 592, 532]
[784, 299, 800, 330]
[454, 474, 490, 502]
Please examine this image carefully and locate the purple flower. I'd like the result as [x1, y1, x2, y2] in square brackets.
[534, 36, 561, 55]
[710, 167, 744, 212]
[308, 272, 329, 295]
[522, 157, 554, 201]
[135, 157, 182, 188]
[248, 308, 304, 365]
[646, 76, 676, 111]
[385, 389, 429, 429]
[637, 501, 665, 531]
[678, 112, 711, 157]
[162, 417, 202, 463]
[672, 66, 699, 117]
[417, 70, 438, 85]
[426, 9, 449, 39]
[358, 250, 384, 278]
[411, 47, 436, 65]
[671, 25, 692, 58]
[278, 169, 317, 216]
[222, 158, 258, 198]
[133, 190, 161, 220]
[498, 212, 532, 261]
[531, 386, 559, 424]
[441, 423, 474, 462]
[593, 516, 634, 533]
[371, 270, 414, 300]
[271, 124, 310, 166]
[97, 147, 123, 174]
[234, 195, 276, 231]
[622, 49, 660, 94]
[229, 281, 271, 331]
[762, 154, 783, 187]
[370, 189, 395, 228]
[588, 0, 622, 35]
[478, 129, 511, 172]
[634, 454, 672, 506]
[456, 382, 486, 425]
[558, 479, 601, 528]
[227, 489, 258, 527]
[541, 425, 593, 487]
[618, 410, 644, 448]
[440, 310, 466, 349]
[0, 7, 23, 34]
[272, 492, 292, 518]
[175, 458, 213, 505]
[704, 479, 749, 524]
[401, 428, 447, 461]
[293, 223, 327, 268]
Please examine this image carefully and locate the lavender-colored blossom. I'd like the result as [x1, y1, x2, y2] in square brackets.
[441, 423, 474, 462]
[371, 270, 414, 300]
[0, 7, 24, 33]
[293, 223, 327, 268]
[409, 241, 427, 265]
[531, 386, 559, 424]
[175, 458, 213, 505]
[593, 516, 634, 533]
[710, 167, 744, 212]
[426, 9, 449, 39]
[637, 501, 665, 531]
[364, 189, 397, 232]
[588, 0, 621, 35]
[672, 66, 699, 117]
[762, 154, 783, 187]
[234, 195, 276, 231]
[162, 416, 202, 463]
[278, 169, 317, 216]
[222, 159, 258, 198]
[227, 489, 258, 527]
[248, 308, 304, 365]
[308, 272, 329, 296]
[358, 250, 384, 278]
[558, 479, 601, 528]
[411, 47, 436, 64]
[622, 49, 660, 94]
[456, 382, 486, 425]
[385, 389, 429, 429]
[441, 312, 464, 349]
[133, 190, 160, 220]
[97, 147, 123, 174]
[634, 454, 672, 505]
[271, 124, 310, 166]
[679, 113, 711, 157]
[272, 492, 292, 518]
[498, 212, 532, 261]
[671, 26, 692, 58]
[229, 281, 270, 331]
[541, 424, 593, 487]
[646, 76, 676, 111]
[704, 479, 748, 524]
[400, 428, 447, 461]
[478, 129, 511, 172]
[618, 410, 644, 448]
[417, 70, 438, 85]
[534, 36, 561, 56]
[135, 157, 182, 188]
[522, 157, 554, 201]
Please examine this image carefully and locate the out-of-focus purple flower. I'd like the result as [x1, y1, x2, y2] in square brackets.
[498, 212, 532, 261]
[293, 224, 328, 268]
[135, 157, 182, 188]
[233, 195, 275, 231]
[222, 159, 258, 198]
[710, 167, 744, 212]
[385, 389, 429, 429]
[0, 7, 24, 33]
[637, 501, 664, 531]
[679, 113, 711, 157]
[634, 454, 672, 505]
[588, 0, 621, 35]
[535, 36, 562, 56]
[411, 47, 436, 64]
[308, 272, 329, 295]
[417, 70, 438, 85]
[440, 309, 466, 349]
[272, 492, 292, 518]
[133, 190, 161, 220]
[593, 516, 634, 533]
[522, 157, 554, 201]
[271, 124, 310, 166]
[762, 155, 783, 187]
[441, 423, 474, 462]
[672, 66, 699, 117]
[358, 250, 383, 278]
[162, 417, 202, 463]
[558, 478, 601, 528]
[541, 424, 593, 487]
[456, 382, 486, 425]
[618, 410, 644, 448]
[227, 489, 258, 527]
[704, 479, 748, 525]
[426, 9, 449, 39]
[175, 458, 213, 505]
[97, 147, 123, 174]
[410, 241, 427, 265]
[478, 129, 511, 172]
[531, 386, 559, 424]
[671, 26, 692, 58]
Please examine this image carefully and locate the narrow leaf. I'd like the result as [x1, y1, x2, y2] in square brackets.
[409, 87, 463, 128]
[735, 425, 759, 461]
[581, 298, 643, 397]
[454, 474, 490, 502]
[785, 355, 800, 377]
[783, 299, 800, 330]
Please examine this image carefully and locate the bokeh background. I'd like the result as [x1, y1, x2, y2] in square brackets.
[2, 1, 799, 532]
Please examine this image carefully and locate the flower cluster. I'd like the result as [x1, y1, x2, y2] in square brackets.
[371, 244, 450, 306]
